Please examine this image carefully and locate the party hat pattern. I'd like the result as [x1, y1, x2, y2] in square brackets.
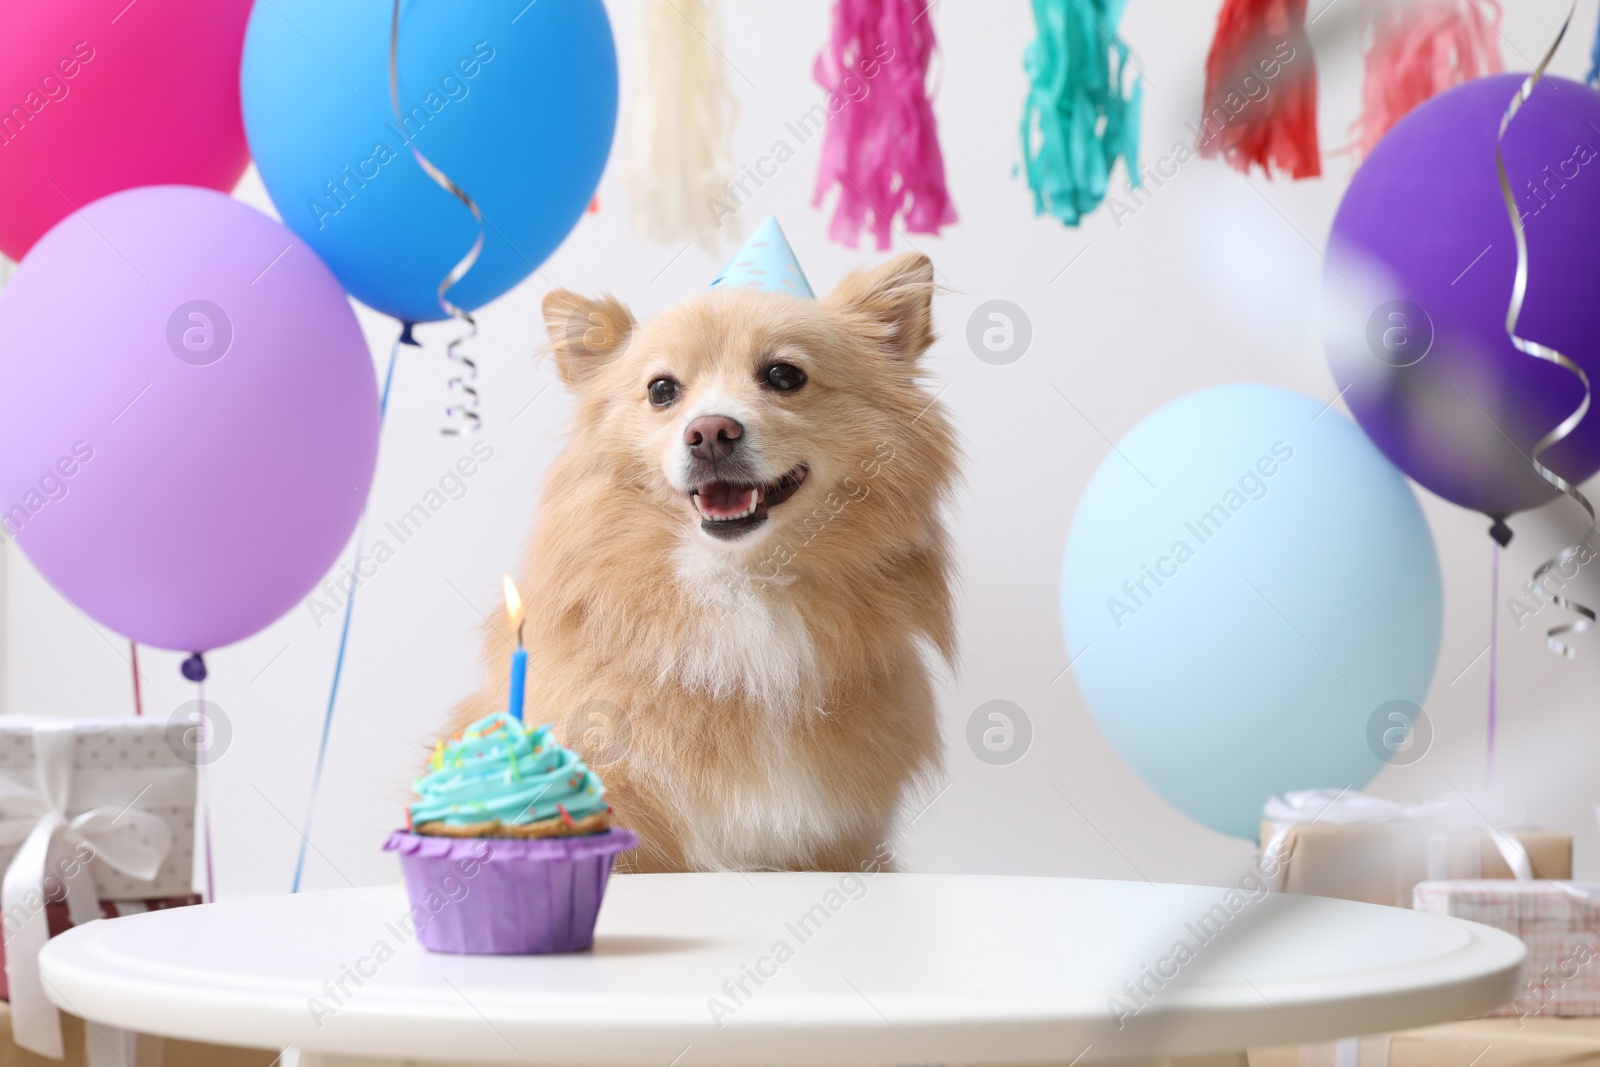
[708, 216, 814, 297]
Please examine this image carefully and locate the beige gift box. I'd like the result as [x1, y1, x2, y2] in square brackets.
[1250, 1018, 1600, 1067]
[0, 1003, 273, 1067]
[1259, 821, 1571, 907]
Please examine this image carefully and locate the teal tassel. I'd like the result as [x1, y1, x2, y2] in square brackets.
[1020, 0, 1143, 226]
[1589, 12, 1600, 87]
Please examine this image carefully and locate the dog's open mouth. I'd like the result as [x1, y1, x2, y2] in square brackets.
[691, 464, 809, 539]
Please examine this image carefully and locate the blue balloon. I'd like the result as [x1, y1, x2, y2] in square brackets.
[1060, 385, 1442, 839]
[241, 0, 616, 323]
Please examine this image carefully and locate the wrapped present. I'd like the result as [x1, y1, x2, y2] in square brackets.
[1260, 790, 1570, 907]
[0, 719, 195, 899]
[0, 896, 203, 1067]
[0, 718, 195, 1062]
[1414, 880, 1600, 1018]
[0, 1000, 273, 1067]
[1250, 1018, 1600, 1067]
[0, 896, 200, 1000]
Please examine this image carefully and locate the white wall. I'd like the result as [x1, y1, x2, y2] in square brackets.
[6, 0, 1600, 896]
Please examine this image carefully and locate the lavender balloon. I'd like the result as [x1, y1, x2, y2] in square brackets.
[1324, 74, 1600, 520]
[0, 186, 379, 651]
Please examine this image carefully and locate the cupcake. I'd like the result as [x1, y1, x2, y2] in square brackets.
[384, 711, 638, 954]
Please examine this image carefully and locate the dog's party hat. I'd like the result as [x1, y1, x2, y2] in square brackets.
[708, 216, 814, 298]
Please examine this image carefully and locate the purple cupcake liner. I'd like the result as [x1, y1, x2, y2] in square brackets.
[384, 827, 639, 954]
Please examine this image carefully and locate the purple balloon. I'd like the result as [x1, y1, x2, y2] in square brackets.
[1324, 74, 1600, 518]
[0, 185, 379, 651]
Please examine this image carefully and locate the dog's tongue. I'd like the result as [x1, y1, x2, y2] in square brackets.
[700, 481, 756, 517]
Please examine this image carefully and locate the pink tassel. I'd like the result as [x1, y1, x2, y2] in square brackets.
[813, 0, 957, 250]
[1349, 0, 1502, 159]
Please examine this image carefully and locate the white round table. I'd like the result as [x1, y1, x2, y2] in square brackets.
[38, 873, 1524, 1067]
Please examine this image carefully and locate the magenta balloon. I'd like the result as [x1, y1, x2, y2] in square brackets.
[0, 186, 379, 652]
[0, 0, 254, 261]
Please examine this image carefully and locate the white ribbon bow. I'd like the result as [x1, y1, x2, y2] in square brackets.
[0, 723, 178, 1059]
[1262, 788, 1533, 892]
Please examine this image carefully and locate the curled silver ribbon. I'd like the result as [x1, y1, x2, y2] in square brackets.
[390, 0, 484, 434]
[1496, 3, 1596, 657]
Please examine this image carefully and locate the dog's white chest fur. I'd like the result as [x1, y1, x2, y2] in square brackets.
[670, 539, 820, 714]
[663, 541, 867, 868]
[679, 733, 866, 870]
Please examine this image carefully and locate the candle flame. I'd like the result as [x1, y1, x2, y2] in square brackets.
[502, 574, 524, 632]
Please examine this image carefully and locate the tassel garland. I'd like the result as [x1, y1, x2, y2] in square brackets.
[1348, 0, 1502, 160]
[813, 0, 957, 250]
[623, 0, 739, 251]
[1198, 0, 1321, 179]
[1588, 7, 1600, 87]
[1019, 0, 1143, 227]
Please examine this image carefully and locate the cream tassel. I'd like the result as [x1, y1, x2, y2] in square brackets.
[624, 0, 740, 251]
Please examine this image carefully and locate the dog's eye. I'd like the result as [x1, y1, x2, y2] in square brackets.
[648, 377, 681, 407]
[763, 363, 807, 392]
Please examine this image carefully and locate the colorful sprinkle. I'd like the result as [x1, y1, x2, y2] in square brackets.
[408, 712, 608, 832]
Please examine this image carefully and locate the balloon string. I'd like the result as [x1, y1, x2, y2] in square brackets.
[198, 677, 215, 903]
[1496, 2, 1596, 658]
[390, 0, 483, 436]
[291, 333, 402, 894]
[1488, 541, 1499, 779]
[129, 642, 143, 717]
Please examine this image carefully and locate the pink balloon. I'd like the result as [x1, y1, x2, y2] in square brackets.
[0, 0, 252, 261]
[0, 186, 380, 652]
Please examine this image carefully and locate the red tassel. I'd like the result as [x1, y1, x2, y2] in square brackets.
[1198, 0, 1321, 179]
[1347, 0, 1501, 159]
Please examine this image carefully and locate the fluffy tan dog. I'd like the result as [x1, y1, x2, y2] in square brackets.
[447, 253, 957, 873]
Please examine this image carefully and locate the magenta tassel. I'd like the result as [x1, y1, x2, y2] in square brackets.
[813, 0, 957, 249]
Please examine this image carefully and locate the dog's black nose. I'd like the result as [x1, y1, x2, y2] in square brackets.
[684, 415, 743, 461]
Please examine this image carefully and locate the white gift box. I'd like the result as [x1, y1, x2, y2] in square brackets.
[0, 717, 194, 899]
[0, 716, 196, 1062]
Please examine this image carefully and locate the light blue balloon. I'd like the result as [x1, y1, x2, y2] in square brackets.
[1060, 384, 1442, 839]
[241, 0, 616, 324]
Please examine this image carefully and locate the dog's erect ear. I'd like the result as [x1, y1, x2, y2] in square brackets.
[542, 289, 636, 388]
[825, 252, 936, 360]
